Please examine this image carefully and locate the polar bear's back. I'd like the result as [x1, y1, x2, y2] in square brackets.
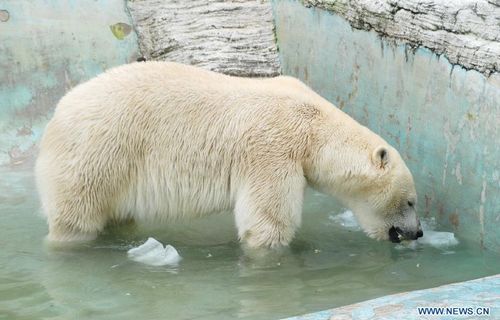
[52, 62, 315, 143]
[37, 62, 316, 223]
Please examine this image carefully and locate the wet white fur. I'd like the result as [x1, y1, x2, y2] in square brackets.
[36, 62, 417, 247]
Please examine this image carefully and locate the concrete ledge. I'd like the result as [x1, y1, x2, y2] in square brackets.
[285, 274, 500, 320]
[300, 0, 500, 76]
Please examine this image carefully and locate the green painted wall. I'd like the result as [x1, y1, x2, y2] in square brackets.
[0, 0, 139, 166]
[272, 0, 500, 251]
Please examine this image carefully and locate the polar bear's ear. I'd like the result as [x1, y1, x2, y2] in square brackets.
[372, 146, 389, 170]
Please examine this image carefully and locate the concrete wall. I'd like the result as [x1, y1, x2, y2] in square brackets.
[272, 0, 500, 251]
[0, 0, 139, 166]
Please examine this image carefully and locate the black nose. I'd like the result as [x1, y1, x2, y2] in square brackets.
[416, 230, 424, 238]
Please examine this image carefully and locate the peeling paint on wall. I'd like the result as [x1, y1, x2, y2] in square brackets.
[0, 0, 139, 166]
[479, 178, 487, 248]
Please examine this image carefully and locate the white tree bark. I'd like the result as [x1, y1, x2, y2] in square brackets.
[127, 0, 280, 77]
[302, 0, 500, 76]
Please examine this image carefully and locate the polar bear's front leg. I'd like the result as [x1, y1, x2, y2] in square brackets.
[234, 171, 306, 248]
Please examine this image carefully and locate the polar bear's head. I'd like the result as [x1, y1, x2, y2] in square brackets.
[349, 145, 422, 242]
[308, 141, 422, 243]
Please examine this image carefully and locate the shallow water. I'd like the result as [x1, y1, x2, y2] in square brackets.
[1, 166, 499, 320]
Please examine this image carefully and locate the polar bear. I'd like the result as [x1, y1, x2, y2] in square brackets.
[36, 62, 422, 247]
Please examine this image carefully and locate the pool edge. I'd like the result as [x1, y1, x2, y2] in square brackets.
[283, 274, 500, 319]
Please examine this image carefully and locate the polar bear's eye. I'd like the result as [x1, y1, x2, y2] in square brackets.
[408, 201, 414, 207]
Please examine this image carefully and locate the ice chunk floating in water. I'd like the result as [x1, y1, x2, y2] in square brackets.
[127, 237, 182, 266]
[417, 230, 459, 248]
[329, 210, 361, 230]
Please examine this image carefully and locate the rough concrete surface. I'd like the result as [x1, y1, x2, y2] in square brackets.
[301, 0, 500, 76]
[128, 0, 281, 77]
